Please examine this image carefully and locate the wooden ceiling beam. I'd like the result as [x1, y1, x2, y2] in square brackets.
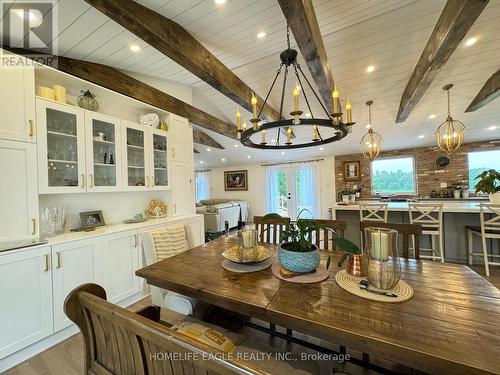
[85, 0, 280, 122]
[6, 47, 238, 139]
[396, 0, 489, 123]
[192, 128, 224, 149]
[465, 69, 500, 112]
[278, 0, 337, 111]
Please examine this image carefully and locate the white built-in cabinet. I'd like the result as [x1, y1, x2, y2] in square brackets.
[170, 115, 192, 164]
[52, 238, 102, 332]
[171, 162, 192, 217]
[0, 139, 39, 241]
[85, 112, 122, 192]
[0, 246, 53, 359]
[101, 230, 140, 303]
[36, 98, 86, 194]
[122, 121, 170, 191]
[36, 98, 171, 194]
[0, 57, 35, 143]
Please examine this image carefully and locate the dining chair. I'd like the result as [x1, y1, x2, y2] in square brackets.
[360, 221, 423, 259]
[408, 203, 444, 262]
[254, 216, 290, 244]
[467, 203, 500, 277]
[358, 203, 388, 248]
[306, 219, 347, 251]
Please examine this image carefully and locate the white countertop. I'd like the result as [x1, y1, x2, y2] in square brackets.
[331, 201, 483, 213]
[44, 214, 203, 245]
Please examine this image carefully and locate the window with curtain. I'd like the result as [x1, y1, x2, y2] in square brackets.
[195, 171, 209, 202]
[296, 164, 319, 219]
[468, 150, 500, 190]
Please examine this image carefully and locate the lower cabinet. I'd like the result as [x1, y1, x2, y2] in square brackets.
[52, 238, 102, 332]
[102, 230, 140, 303]
[0, 246, 53, 359]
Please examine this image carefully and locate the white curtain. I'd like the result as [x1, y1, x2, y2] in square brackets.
[296, 163, 319, 219]
[266, 166, 280, 214]
[195, 171, 209, 202]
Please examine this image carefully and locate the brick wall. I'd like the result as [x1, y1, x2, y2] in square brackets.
[334, 140, 500, 198]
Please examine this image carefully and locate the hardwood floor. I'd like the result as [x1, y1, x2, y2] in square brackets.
[4, 264, 500, 375]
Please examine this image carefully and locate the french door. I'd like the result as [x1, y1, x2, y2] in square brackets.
[267, 164, 319, 219]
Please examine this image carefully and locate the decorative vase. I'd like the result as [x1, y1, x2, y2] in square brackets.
[278, 243, 320, 273]
[362, 227, 401, 290]
[490, 192, 500, 203]
[346, 254, 364, 277]
[462, 190, 469, 199]
[77, 90, 99, 111]
[350, 194, 356, 203]
[237, 228, 259, 262]
[453, 189, 461, 199]
[342, 194, 350, 204]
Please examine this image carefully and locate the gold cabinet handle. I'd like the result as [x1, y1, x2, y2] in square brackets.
[32, 218, 36, 235]
[174, 203, 177, 214]
[56, 252, 61, 269]
[89, 174, 94, 188]
[172, 147, 175, 159]
[81, 174, 85, 188]
[145, 176, 149, 188]
[133, 234, 138, 247]
[43, 254, 49, 272]
[151, 176, 155, 187]
[28, 120, 34, 137]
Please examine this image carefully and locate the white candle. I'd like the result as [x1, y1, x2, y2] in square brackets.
[242, 231, 253, 248]
[371, 230, 389, 260]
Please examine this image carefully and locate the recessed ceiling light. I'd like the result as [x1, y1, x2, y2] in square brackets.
[488, 125, 497, 131]
[429, 114, 436, 119]
[214, 0, 226, 4]
[14, 8, 43, 27]
[365, 124, 371, 129]
[366, 65, 375, 73]
[465, 37, 477, 46]
[206, 148, 211, 152]
[319, 147, 324, 150]
[199, 161, 204, 164]
[234, 144, 239, 148]
[129, 44, 141, 52]
[257, 32, 266, 39]
[418, 135, 425, 139]
[221, 158, 226, 161]
[247, 155, 251, 159]
[280, 151, 285, 155]
[271, 139, 276, 143]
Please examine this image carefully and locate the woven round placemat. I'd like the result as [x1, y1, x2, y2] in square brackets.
[335, 270, 414, 303]
[271, 262, 330, 283]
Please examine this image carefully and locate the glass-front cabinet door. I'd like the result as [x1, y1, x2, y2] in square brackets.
[150, 129, 169, 190]
[122, 121, 149, 191]
[36, 98, 86, 194]
[84, 113, 122, 192]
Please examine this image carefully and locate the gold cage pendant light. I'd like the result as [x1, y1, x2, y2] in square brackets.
[436, 84, 465, 155]
[360, 100, 382, 161]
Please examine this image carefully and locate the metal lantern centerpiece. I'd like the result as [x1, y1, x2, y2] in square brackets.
[360, 100, 382, 161]
[237, 17, 355, 149]
[436, 84, 465, 155]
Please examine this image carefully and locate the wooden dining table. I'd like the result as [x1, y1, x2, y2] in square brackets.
[136, 237, 500, 375]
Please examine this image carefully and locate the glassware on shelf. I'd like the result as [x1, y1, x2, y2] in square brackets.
[40, 206, 68, 237]
[362, 227, 401, 290]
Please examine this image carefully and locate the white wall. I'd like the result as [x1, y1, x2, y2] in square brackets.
[204, 156, 336, 220]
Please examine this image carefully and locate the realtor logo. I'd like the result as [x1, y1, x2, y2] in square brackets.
[1, 1, 58, 66]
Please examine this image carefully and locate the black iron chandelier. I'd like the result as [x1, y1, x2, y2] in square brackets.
[237, 8, 355, 149]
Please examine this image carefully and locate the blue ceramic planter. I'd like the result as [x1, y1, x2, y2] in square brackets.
[278, 243, 320, 273]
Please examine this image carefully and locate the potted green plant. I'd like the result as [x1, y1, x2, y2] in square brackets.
[474, 169, 500, 203]
[263, 211, 320, 273]
[340, 187, 351, 204]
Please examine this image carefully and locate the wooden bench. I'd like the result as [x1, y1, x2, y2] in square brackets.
[65, 283, 273, 375]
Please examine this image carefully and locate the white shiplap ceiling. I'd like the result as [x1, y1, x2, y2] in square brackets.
[3, 0, 499, 168]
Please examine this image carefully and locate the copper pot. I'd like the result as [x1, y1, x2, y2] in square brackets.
[347, 255, 364, 277]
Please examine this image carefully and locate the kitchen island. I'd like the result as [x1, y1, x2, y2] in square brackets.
[331, 201, 495, 262]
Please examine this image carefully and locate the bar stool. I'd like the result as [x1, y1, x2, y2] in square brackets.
[408, 204, 444, 262]
[359, 203, 388, 248]
[467, 203, 500, 277]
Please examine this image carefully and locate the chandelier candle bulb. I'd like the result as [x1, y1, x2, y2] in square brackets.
[286, 127, 292, 144]
[261, 129, 266, 144]
[236, 109, 241, 131]
[332, 86, 339, 113]
[313, 126, 319, 141]
[346, 97, 352, 123]
[251, 94, 258, 119]
[293, 86, 300, 111]
[242, 121, 247, 130]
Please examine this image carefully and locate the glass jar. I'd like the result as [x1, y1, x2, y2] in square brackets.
[363, 227, 401, 290]
[237, 228, 259, 262]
